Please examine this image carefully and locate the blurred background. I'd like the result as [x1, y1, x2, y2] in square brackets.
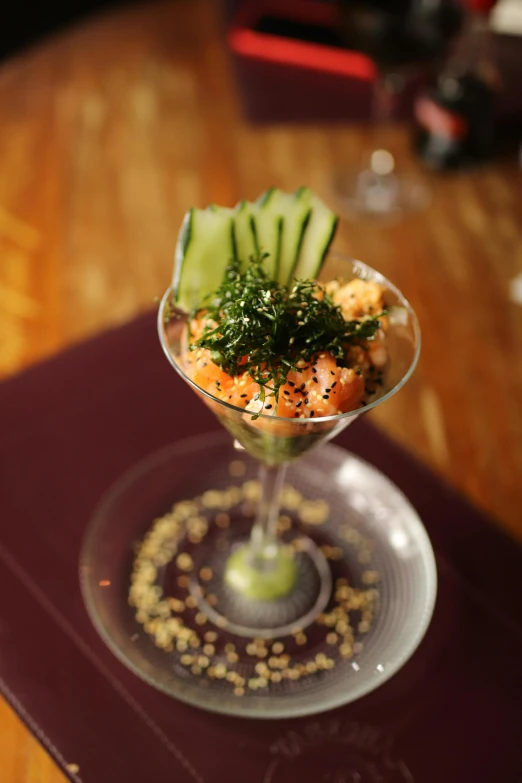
[0, 0, 520, 779]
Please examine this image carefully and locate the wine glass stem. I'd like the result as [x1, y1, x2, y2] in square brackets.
[367, 71, 402, 176]
[372, 71, 395, 126]
[250, 463, 287, 560]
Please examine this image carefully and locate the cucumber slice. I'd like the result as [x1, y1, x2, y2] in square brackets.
[173, 208, 235, 312]
[233, 200, 257, 271]
[292, 189, 338, 282]
[207, 205, 239, 261]
[277, 188, 312, 285]
[249, 205, 282, 280]
[172, 189, 339, 312]
[256, 186, 291, 210]
[255, 188, 312, 284]
[234, 196, 283, 279]
[207, 204, 234, 215]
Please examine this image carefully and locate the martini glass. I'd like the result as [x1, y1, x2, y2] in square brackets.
[81, 253, 436, 718]
[157, 254, 421, 638]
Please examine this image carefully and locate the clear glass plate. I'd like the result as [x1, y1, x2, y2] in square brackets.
[80, 433, 437, 719]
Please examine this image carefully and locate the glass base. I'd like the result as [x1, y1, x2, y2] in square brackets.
[331, 167, 431, 219]
[80, 433, 437, 718]
[224, 543, 299, 601]
[190, 535, 332, 638]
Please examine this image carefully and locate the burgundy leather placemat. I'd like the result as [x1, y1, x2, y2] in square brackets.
[0, 312, 521, 783]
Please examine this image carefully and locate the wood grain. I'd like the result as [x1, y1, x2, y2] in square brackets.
[0, 0, 521, 779]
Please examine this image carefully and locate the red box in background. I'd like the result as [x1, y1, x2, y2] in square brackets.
[224, 0, 522, 128]
[226, 0, 427, 124]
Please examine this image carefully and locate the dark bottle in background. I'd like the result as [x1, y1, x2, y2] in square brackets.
[413, 0, 498, 170]
[336, 0, 463, 72]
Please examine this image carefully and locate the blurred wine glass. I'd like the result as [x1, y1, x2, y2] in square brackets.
[333, 0, 463, 217]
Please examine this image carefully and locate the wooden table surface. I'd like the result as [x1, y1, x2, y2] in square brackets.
[0, 0, 521, 779]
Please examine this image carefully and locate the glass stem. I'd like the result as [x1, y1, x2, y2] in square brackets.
[249, 463, 287, 562]
[367, 71, 403, 177]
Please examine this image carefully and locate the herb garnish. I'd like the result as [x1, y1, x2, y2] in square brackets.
[188, 255, 383, 411]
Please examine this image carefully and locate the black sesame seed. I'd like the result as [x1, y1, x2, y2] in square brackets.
[330, 370, 335, 375]
[300, 383, 306, 390]
[284, 390, 290, 395]
[331, 382, 337, 388]
[355, 369, 362, 376]
[323, 395, 329, 400]
[312, 377, 318, 383]
[310, 411, 315, 417]
[325, 388, 331, 393]
[265, 404, 272, 410]
[288, 381, 295, 387]
[296, 401, 302, 408]
[240, 394, 247, 398]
